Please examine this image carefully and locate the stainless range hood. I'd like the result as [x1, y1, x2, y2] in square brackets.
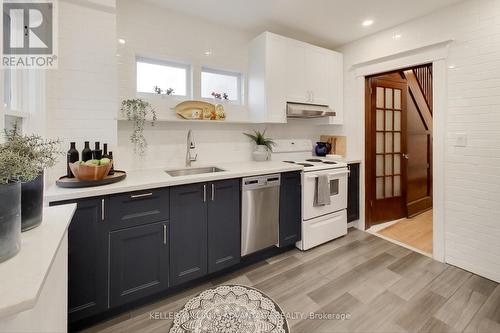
[286, 102, 336, 119]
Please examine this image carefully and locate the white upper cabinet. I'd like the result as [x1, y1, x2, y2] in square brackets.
[248, 32, 343, 124]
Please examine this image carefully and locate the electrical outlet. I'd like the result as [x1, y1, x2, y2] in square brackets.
[455, 133, 467, 147]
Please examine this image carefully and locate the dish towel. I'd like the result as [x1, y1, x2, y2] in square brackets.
[315, 174, 331, 206]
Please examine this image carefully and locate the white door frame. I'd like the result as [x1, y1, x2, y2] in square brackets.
[351, 40, 452, 262]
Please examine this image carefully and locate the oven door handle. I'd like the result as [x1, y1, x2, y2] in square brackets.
[305, 169, 350, 180]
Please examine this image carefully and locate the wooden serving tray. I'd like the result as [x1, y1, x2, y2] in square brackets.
[56, 170, 126, 188]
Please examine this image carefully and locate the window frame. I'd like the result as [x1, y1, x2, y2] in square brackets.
[136, 56, 191, 97]
[201, 66, 243, 104]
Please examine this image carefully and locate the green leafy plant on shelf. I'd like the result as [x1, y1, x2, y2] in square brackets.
[0, 124, 61, 184]
[120, 98, 157, 156]
[243, 130, 276, 151]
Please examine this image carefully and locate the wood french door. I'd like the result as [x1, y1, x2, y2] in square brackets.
[366, 78, 408, 227]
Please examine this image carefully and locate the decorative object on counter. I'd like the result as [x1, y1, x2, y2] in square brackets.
[153, 85, 174, 95]
[67, 142, 79, 178]
[172, 100, 226, 121]
[69, 158, 113, 181]
[102, 143, 109, 159]
[319, 135, 346, 157]
[0, 127, 61, 261]
[211, 91, 229, 101]
[108, 151, 115, 175]
[56, 170, 126, 188]
[93, 142, 103, 160]
[315, 141, 332, 157]
[121, 98, 157, 156]
[169, 285, 289, 333]
[243, 129, 275, 162]
[81, 141, 92, 162]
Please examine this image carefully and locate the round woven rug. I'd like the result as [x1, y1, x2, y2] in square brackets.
[169, 285, 289, 333]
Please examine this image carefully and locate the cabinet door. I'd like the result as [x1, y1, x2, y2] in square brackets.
[207, 179, 241, 273]
[109, 222, 169, 307]
[347, 163, 360, 222]
[170, 183, 208, 286]
[279, 172, 302, 247]
[66, 198, 108, 322]
[306, 47, 331, 106]
[285, 41, 308, 103]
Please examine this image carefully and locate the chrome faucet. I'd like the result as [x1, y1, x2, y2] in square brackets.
[186, 129, 197, 167]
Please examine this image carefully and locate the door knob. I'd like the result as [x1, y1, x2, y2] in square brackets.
[403, 154, 409, 160]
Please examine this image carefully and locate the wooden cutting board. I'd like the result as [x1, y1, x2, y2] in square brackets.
[319, 135, 346, 156]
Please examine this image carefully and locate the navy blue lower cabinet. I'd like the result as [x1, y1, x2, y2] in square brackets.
[207, 179, 241, 273]
[279, 171, 302, 247]
[169, 183, 208, 286]
[50, 197, 109, 323]
[347, 163, 360, 222]
[109, 221, 169, 308]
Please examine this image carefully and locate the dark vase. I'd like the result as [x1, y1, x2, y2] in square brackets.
[67, 142, 79, 178]
[81, 141, 92, 162]
[93, 142, 102, 160]
[0, 182, 21, 263]
[21, 171, 44, 232]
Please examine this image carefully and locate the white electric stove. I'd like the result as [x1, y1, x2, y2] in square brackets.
[272, 139, 349, 250]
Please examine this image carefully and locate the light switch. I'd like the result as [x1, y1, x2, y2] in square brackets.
[455, 133, 467, 147]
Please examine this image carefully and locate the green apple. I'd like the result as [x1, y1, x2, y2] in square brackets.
[84, 159, 100, 166]
[100, 158, 111, 165]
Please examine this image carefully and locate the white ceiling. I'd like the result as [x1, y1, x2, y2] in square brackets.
[142, 0, 463, 48]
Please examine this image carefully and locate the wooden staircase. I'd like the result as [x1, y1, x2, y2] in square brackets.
[413, 65, 433, 113]
[403, 65, 433, 129]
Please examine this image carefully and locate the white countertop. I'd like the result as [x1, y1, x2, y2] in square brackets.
[0, 204, 76, 319]
[45, 161, 303, 203]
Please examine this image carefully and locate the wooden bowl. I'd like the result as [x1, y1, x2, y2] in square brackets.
[69, 161, 113, 181]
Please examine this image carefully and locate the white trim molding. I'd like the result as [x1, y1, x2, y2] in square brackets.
[351, 40, 452, 262]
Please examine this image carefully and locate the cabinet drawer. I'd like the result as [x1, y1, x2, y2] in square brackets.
[108, 188, 169, 230]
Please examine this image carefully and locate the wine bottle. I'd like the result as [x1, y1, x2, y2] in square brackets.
[93, 142, 102, 160]
[103, 143, 109, 159]
[81, 141, 92, 162]
[108, 151, 115, 175]
[67, 142, 79, 178]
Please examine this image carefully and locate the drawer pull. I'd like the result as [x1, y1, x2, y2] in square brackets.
[163, 224, 167, 245]
[130, 192, 153, 199]
[101, 199, 105, 222]
[211, 184, 215, 201]
[203, 185, 207, 202]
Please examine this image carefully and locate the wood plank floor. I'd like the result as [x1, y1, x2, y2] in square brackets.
[82, 228, 499, 333]
[377, 209, 433, 254]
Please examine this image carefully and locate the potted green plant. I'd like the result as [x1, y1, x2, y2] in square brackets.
[243, 130, 276, 162]
[120, 98, 157, 156]
[3, 126, 60, 232]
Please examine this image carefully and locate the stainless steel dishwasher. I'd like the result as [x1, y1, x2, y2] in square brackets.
[241, 174, 281, 256]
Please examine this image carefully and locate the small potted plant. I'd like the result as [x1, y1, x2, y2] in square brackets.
[121, 98, 157, 156]
[243, 130, 275, 162]
[3, 126, 60, 232]
[0, 128, 60, 262]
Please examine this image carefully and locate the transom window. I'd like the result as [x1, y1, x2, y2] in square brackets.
[136, 57, 190, 96]
[201, 67, 241, 103]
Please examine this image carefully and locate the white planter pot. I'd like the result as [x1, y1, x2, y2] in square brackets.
[252, 145, 269, 162]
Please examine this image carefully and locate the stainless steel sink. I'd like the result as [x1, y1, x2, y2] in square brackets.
[165, 166, 225, 177]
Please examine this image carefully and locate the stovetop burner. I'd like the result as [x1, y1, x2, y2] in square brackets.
[297, 163, 314, 167]
[323, 161, 337, 164]
[283, 161, 296, 164]
[306, 159, 323, 162]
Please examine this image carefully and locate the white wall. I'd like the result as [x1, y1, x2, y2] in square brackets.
[115, 0, 342, 169]
[340, 0, 500, 282]
[46, 0, 117, 180]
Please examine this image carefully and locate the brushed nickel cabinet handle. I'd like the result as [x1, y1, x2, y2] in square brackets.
[163, 225, 167, 245]
[130, 192, 153, 199]
[211, 184, 215, 201]
[101, 199, 105, 222]
[203, 185, 207, 202]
